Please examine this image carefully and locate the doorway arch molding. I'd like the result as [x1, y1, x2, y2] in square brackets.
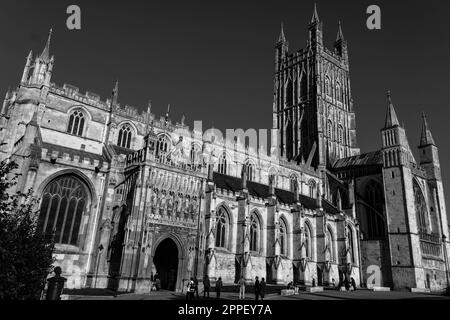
[151, 232, 187, 292]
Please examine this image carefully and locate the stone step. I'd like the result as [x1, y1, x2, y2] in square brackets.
[372, 286, 391, 292]
[410, 288, 431, 293]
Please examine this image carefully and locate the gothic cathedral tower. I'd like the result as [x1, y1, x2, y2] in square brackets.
[273, 4, 359, 168]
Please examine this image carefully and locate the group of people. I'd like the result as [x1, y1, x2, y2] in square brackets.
[238, 276, 267, 300]
[334, 277, 357, 291]
[186, 275, 268, 300]
[186, 275, 223, 300]
[150, 273, 161, 291]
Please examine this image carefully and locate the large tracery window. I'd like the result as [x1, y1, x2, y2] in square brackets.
[413, 180, 430, 234]
[37, 175, 90, 246]
[279, 217, 288, 256]
[215, 207, 229, 248]
[249, 212, 260, 252]
[67, 109, 86, 136]
[364, 180, 386, 239]
[117, 124, 132, 149]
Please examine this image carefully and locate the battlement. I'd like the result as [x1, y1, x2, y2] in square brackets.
[49, 83, 109, 110]
[41, 145, 109, 172]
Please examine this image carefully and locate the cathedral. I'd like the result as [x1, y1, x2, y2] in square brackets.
[1, 5, 449, 294]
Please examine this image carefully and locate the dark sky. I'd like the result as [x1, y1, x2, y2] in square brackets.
[1, 1, 450, 210]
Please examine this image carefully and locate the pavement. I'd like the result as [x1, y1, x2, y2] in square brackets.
[65, 289, 450, 300]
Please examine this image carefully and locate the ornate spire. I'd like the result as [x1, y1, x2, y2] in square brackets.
[111, 80, 119, 107]
[384, 90, 400, 128]
[165, 104, 170, 125]
[336, 21, 344, 42]
[278, 22, 286, 43]
[419, 112, 435, 146]
[147, 99, 152, 113]
[40, 28, 53, 62]
[311, 3, 320, 24]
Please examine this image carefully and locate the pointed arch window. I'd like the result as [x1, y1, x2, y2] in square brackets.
[325, 226, 335, 262]
[290, 175, 298, 194]
[325, 76, 332, 97]
[215, 207, 229, 248]
[117, 124, 132, 149]
[413, 180, 430, 234]
[244, 161, 255, 182]
[336, 82, 342, 101]
[365, 180, 385, 239]
[217, 153, 228, 175]
[37, 175, 90, 246]
[338, 125, 344, 144]
[300, 71, 307, 97]
[286, 79, 293, 106]
[190, 144, 201, 165]
[157, 135, 169, 153]
[304, 223, 312, 259]
[309, 179, 316, 198]
[268, 169, 278, 188]
[279, 218, 288, 256]
[249, 212, 260, 252]
[67, 109, 85, 136]
[347, 226, 355, 263]
[327, 120, 333, 139]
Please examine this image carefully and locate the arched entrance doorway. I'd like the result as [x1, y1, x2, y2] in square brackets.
[153, 238, 178, 291]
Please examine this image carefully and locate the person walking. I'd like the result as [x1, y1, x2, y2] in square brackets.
[238, 276, 246, 300]
[215, 277, 223, 299]
[203, 275, 211, 298]
[254, 276, 261, 301]
[260, 277, 266, 300]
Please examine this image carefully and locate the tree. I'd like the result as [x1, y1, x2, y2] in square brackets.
[0, 159, 54, 300]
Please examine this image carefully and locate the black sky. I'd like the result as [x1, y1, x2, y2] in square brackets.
[1, 0, 450, 209]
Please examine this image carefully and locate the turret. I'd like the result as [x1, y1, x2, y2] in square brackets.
[334, 21, 348, 60]
[380, 90, 415, 167]
[418, 112, 441, 180]
[275, 23, 288, 71]
[103, 80, 118, 144]
[30, 29, 54, 86]
[21, 51, 33, 84]
[308, 3, 323, 48]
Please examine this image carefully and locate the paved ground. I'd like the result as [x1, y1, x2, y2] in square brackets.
[66, 289, 450, 300]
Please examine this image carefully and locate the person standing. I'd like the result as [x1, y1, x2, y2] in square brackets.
[203, 275, 211, 298]
[186, 278, 195, 300]
[215, 277, 223, 299]
[194, 277, 199, 299]
[254, 276, 261, 301]
[351, 277, 357, 291]
[260, 278, 266, 300]
[238, 276, 246, 300]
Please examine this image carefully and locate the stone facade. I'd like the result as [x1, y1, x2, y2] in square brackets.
[0, 6, 448, 294]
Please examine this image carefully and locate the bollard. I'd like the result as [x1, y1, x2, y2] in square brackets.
[46, 267, 67, 300]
